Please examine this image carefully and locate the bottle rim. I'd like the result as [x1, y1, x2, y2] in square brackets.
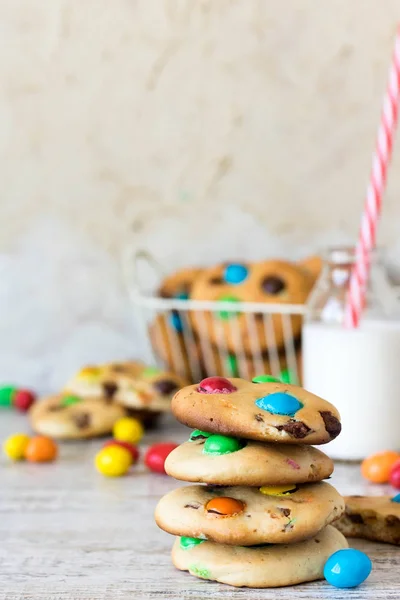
[324, 246, 384, 265]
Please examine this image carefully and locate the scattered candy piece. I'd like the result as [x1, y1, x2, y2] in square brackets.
[389, 459, 400, 489]
[203, 434, 244, 456]
[217, 295, 240, 320]
[259, 484, 297, 496]
[25, 436, 58, 463]
[145, 442, 178, 474]
[391, 492, 400, 503]
[285, 458, 300, 470]
[223, 264, 249, 285]
[255, 392, 303, 416]
[205, 497, 245, 516]
[175, 292, 189, 300]
[361, 450, 400, 484]
[189, 430, 212, 441]
[180, 536, 205, 550]
[0, 385, 16, 407]
[113, 417, 144, 444]
[103, 439, 139, 464]
[324, 548, 372, 588]
[3, 433, 30, 460]
[13, 389, 36, 412]
[95, 446, 131, 477]
[61, 394, 82, 407]
[252, 374, 280, 383]
[197, 377, 237, 394]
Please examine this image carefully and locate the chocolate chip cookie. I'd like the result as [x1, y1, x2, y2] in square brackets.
[155, 482, 344, 545]
[165, 433, 333, 485]
[334, 494, 400, 545]
[172, 377, 341, 445]
[66, 361, 187, 413]
[189, 260, 314, 354]
[29, 393, 128, 439]
[172, 525, 348, 588]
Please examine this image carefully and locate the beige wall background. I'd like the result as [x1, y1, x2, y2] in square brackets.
[2, 0, 400, 390]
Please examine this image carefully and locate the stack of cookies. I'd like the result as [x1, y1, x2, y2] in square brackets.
[29, 361, 186, 440]
[155, 375, 347, 588]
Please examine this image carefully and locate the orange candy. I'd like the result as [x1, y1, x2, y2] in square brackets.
[25, 436, 58, 463]
[206, 497, 245, 516]
[361, 450, 400, 483]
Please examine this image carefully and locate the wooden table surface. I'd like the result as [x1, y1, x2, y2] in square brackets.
[0, 412, 398, 600]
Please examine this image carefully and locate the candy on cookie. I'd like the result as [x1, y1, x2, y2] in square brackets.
[171, 377, 341, 445]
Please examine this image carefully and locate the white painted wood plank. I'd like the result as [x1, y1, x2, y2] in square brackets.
[0, 413, 398, 599]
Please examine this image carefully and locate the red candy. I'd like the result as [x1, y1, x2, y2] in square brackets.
[103, 440, 139, 463]
[389, 459, 400, 489]
[145, 442, 178, 474]
[197, 377, 237, 394]
[13, 389, 36, 412]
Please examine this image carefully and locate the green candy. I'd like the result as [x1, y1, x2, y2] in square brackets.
[180, 537, 205, 550]
[226, 354, 239, 376]
[0, 385, 16, 406]
[142, 366, 161, 378]
[252, 374, 280, 383]
[203, 434, 244, 456]
[189, 564, 210, 579]
[217, 295, 240, 321]
[189, 430, 212, 442]
[279, 369, 298, 385]
[61, 395, 82, 407]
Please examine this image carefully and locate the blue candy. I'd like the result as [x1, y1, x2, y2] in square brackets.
[324, 549, 372, 589]
[176, 292, 189, 300]
[255, 392, 303, 416]
[392, 493, 400, 503]
[224, 264, 249, 285]
[169, 311, 184, 333]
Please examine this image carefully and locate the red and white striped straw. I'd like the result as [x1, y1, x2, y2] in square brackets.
[345, 26, 400, 328]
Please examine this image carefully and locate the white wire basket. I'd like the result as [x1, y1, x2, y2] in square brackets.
[126, 251, 307, 384]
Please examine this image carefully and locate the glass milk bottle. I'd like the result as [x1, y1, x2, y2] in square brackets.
[303, 247, 400, 460]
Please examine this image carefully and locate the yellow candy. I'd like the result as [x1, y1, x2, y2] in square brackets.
[3, 433, 30, 461]
[259, 485, 297, 496]
[95, 446, 132, 477]
[78, 366, 102, 380]
[113, 417, 144, 444]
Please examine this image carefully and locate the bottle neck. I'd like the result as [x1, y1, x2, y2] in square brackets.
[306, 246, 391, 324]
